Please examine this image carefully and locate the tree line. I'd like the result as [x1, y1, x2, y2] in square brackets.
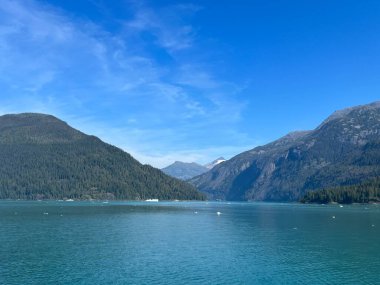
[0, 138, 205, 201]
[300, 177, 380, 204]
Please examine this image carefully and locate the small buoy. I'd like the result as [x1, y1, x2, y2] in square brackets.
[217, 211, 221, 216]
[43, 212, 48, 215]
[194, 211, 198, 214]
[332, 216, 335, 219]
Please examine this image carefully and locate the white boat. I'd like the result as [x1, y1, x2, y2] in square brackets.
[145, 199, 159, 202]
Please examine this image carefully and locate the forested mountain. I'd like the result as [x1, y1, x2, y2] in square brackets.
[301, 178, 380, 204]
[162, 161, 208, 180]
[190, 101, 380, 201]
[0, 113, 204, 200]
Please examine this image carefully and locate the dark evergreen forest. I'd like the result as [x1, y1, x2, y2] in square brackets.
[0, 114, 205, 200]
[301, 178, 380, 204]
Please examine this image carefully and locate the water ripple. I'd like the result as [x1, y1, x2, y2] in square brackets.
[0, 201, 379, 284]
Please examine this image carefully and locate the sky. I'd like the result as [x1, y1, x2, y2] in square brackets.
[0, 0, 379, 168]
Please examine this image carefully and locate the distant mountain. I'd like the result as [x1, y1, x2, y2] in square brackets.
[190, 101, 380, 201]
[162, 161, 208, 180]
[204, 157, 226, 169]
[162, 157, 227, 180]
[0, 113, 205, 200]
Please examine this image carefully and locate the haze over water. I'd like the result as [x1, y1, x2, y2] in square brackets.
[1, 201, 379, 284]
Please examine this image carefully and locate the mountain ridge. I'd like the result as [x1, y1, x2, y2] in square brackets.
[204, 157, 226, 169]
[0, 113, 205, 201]
[162, 157, 227, 180]
[162, 161, 208, 180]
[190, 101, 380, 201]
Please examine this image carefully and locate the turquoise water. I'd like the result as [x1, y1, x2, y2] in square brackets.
[1, 201, 379, 284]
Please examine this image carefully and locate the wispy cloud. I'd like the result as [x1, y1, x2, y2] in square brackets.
[66, 117, 259, 168]
[126, 2, 200, 52]
[0, 0, 252, 167]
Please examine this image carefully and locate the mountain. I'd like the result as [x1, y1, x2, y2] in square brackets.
[162, 157, 227, 180]
[190, 101, 380, 201]
[0, 113, 205, 200]
[300, 177, 380, 204]
[162, 161, 208, 180]
[204, 157, 226, 169]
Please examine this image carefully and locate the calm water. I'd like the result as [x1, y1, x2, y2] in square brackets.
[1, 201, 379, 285]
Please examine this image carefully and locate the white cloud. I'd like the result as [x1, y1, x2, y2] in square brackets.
[0, 0, 252, 167]
[127, 144, 258, 169]
[126, 2, 200, 52]
[177, 64, 221, 89]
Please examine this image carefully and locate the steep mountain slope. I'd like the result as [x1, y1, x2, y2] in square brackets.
[0, 113, 204, 200]
[190, 101, 380, 201]
[162, 161, 208, 180]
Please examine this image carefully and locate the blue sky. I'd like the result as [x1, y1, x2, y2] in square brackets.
[0, 0, 379, 168]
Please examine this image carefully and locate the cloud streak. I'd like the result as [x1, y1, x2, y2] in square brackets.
[0, 0, 253, 167]
[126, 2, 200, 52]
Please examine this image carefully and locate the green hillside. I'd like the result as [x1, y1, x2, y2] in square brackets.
[0, 113, 205, 200]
